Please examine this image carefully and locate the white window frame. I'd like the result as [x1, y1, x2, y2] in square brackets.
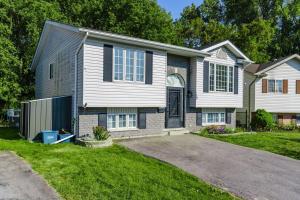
[202, 112, 226, 126]
[209, 62, 234, 93]
[267, 79, 283, 94]
[107, 112, 137, 131]
[113, 46, 146, 83]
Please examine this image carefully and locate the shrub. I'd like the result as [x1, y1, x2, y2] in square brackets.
[201, 125, 236, 134]
[251, 109, 275, 131]
[92, 126, 110, 140]
[276, 122, 298, 131]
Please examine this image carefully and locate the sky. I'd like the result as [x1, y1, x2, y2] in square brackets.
[157, 0, 203, 20]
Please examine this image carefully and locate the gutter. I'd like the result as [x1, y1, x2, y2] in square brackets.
[79, 29, 210, 57]
[73, 32, 89, 135]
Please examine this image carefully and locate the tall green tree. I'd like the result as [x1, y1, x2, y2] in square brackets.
[0, 0, 21, 109]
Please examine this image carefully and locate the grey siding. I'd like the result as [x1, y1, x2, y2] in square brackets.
[35, 26, 84, 99]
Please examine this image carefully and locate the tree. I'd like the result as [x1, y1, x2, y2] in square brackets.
[0, 0, 21, 109]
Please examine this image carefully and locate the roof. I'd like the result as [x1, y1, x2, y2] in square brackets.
[31, 21, 211, 70]
[246, 54, 300, 75]
[198, 40, 252, 62]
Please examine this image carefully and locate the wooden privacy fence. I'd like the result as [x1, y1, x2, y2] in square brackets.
[20, 96, 72, 140]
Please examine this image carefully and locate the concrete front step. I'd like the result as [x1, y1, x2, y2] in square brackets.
[163, 128, 190, 136]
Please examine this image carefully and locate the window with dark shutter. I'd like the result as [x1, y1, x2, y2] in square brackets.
[262, 79, 268, 93]
[283, 80, 288, 94]
[103, 44, 113, 82]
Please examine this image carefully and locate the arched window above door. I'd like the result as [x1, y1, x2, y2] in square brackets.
[166, 74, 184, 88]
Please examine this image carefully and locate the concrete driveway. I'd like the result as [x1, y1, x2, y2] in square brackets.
[0, 151, 59, 200]
[120, 134, 300, 200]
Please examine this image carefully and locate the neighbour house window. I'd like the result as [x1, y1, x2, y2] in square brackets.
[114, 47, 145, 82]
[209, 63, 233, 92]
[49, 63, 54, 79]
[202, 112, 226, 125]
[107, 112, 137, 130]
[268, 79, 283, 93]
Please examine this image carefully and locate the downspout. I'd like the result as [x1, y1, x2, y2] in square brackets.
[247, 76, 258, 130]
[73, 32, 89, 135]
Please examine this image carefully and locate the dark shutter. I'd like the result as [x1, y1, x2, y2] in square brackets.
[203, 61, 209, 93]
[196, 109, 202, 126]
[296, 80, 300, 94]
[138, 111, 146, 129]
[145, 51, 153, 84]
[226, 108, 232, 124]
[234, 66, 239, 94]
[98, 113, 107, 128]
[283, 80, 288, 94]
[296, 115, 300, 124]
[262, 79, 268, 93]
[103, 44, 113, 82]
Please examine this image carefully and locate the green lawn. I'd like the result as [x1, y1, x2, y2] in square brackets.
[199, 132, 300, 160]
[0, 128, 236, 200]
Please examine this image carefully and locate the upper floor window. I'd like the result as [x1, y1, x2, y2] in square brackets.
[268, 79, 283, 93]
[49, 63, 54, 79]
[113, 47, 145, 82]
[209, 63, 233, 92]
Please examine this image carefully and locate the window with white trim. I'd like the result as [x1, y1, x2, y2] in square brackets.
[268, 79, 283, 94]
[113, 47, 145, 82]
[209, 63, 234, 92]
[107, 112, 137, 130]
[268, 79, 283, 93]
[202, 112, 226, 125]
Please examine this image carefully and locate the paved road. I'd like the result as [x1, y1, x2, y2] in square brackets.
[0, 151, 59, 200]
[120, 134, 300, 200]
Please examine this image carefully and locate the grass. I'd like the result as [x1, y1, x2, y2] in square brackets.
[199, 131, 300, 160]
[0, 128, 237, 200]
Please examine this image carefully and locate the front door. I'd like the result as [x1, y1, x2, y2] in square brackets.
[166, 87, 184, 128]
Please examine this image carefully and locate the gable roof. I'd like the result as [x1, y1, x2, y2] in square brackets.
[245, 54, 300, 75]
[199, 40, 252, 62]
[31, 20, 211, 70]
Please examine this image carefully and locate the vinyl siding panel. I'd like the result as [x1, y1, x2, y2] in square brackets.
[83, 38, 167, 107]
[195, 47, 243, 108]
[77, 46, 84, 106]
[35, 26, 84, 99]
[189, 57, 199, 107]
[255, 59, 300, 113]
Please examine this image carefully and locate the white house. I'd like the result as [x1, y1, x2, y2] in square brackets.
[243, 54, 300, 126]
[31, 21, 252, 138]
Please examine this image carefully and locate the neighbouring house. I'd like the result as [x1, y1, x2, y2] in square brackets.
[30, 20, 252, 139]
[243, 54, 300, 127]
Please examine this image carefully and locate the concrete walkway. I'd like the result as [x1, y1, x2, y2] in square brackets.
[120, 134, 300, 200]
[0, 151, 59, 200]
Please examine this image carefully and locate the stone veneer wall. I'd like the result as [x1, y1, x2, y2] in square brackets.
[78, 107, 237, 138]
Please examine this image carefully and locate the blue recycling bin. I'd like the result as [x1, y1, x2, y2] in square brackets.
[58, 133, 73, 143]
[41, 130, 58, 144]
